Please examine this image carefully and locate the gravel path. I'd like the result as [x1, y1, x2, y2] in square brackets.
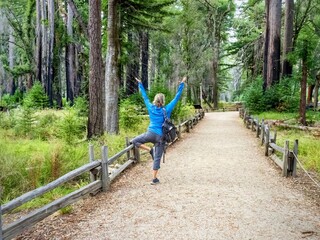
[16, 112, 319, 240]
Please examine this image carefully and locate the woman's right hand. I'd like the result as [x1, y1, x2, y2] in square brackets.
[135, 77, 141, 83]
[181, 76, 187, 83]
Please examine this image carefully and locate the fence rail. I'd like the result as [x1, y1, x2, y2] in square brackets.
[239, 108, 298, 177]
[0, 110, 205, 240]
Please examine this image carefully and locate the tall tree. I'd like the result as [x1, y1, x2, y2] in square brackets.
[105, 0, 120, 134]
[202, 0, 234, 109]
[264, 0, 281, 90]
[140, 31, 149, 89]
[47, 0, 55, 106]
[281, 0, 294, 78]
[87, 0, 104, 138]
[66, 2, 76, 105]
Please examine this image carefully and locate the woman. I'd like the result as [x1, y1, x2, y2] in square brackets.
[131, 76, 186, 185]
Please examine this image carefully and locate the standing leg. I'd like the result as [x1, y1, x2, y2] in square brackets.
[151, 141, 165, 184]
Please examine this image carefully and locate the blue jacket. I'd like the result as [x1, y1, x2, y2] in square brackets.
[139, 82, 185, 136]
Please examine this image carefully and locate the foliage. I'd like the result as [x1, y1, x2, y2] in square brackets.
[0, 133, 90, 203]
[55, 108, 86, 144]
[73, 96, 89, 117]
[13, 107, 37, 138]
[119, 98, 143, 132]
[23, 82, 49, 109]
[276, 129, 320, 173]
[242, 76, 300, 113]
[0, 91, 24, 109]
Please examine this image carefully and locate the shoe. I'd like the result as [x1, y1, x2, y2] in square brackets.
[151, 178, 160, 185]
[149, 147, 155, 160]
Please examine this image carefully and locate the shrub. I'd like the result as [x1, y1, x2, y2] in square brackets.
[23, 81, 49, 109]
[242, 76, 300, 113]
[73, 96, 89, 117]
[1, 90, 23, 109]
[14, 107, 37, 138]
[119, 99, 143, 132]
[55, 109, 86, 144]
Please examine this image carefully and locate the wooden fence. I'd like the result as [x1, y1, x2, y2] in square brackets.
[0, 110, 205, 240]
[239, 108, 298, 177]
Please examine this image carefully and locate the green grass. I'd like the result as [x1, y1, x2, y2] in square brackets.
[0, 105, 194, 209]
[255, 111, 320, 175]
[275, 129, 320, 173]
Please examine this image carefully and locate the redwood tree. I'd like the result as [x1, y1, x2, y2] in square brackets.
[87, 0, 104, 138]
[281, 0, 294, 78]
[264, 0, 281, 90]
[105, 0, 120, 134]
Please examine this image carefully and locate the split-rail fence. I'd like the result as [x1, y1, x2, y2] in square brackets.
[239, 108, 298, 177]
[0, 110, 205, 240]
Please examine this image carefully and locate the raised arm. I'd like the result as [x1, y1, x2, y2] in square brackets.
[165, 76, 186, 115]
[135, 77, 152, 108]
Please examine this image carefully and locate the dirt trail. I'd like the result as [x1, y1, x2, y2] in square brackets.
[17, 112, 319, 240]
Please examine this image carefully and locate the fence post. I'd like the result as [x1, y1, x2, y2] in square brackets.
[89, 144, 96, 182]
[261, 120, 265, 145]
[265, 126, 270, 156]
[186, 121, 190, 133]
[282, 140, 289, 177]
[251, 117, 255, 131]
[273, 131, 277, 144]
[256, 118, 260, 138]
[101, 146, 110, 192]
[126, 137, 131, 160]
[292, 140, 298, 177]
[243, 110, 247, 124]
[134, 146, 140, 163]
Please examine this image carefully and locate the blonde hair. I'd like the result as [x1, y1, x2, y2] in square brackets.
[153, 93, 165, 107]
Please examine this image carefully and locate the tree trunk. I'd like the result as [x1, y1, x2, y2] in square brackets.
[281, 0, 294, 78]
[266, 0, 281, 88]
[314, 74, 320, 110]
[67, 0, 89, 39]
[35, 0, 42, 82]
[7, 26, 15, 95]
[66, 2, 75, 105]
[307, 84, 315, 105]
[47, 0, 55, 106]
[140, 31, 149, 90]
[40, 0, 48, 93]
[87, 0, 104, 138]
[105, 0, 120, 134]
[263, 0, 270, 91]
[212, 52, 219, 109]
[299, 58, 307, 125]
[126, 32, 138, 95]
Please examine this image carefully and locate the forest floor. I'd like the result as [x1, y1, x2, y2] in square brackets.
[14, 112, 320, 240]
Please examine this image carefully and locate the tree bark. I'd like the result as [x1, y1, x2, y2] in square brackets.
[35, 0, 42, 83]
[307, 84, 315, 105]
[266, 0, 281, 88]
[314, 74, 320, 110]
[281, 0, 294, 78]
[105, 0, 120, 134]
[87, 0, 104, 138]
[67, 0, 89, 39]
[299, 58, 307, 125]
[40, 0, 48, 93]
[140, 31, 149, 90]
[126, 32, 138, 95]
[47, 0, 55, 106]
[7, 26, 15, 95]
[66, 2, 75, 105]
[263, 0, 270, 91]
